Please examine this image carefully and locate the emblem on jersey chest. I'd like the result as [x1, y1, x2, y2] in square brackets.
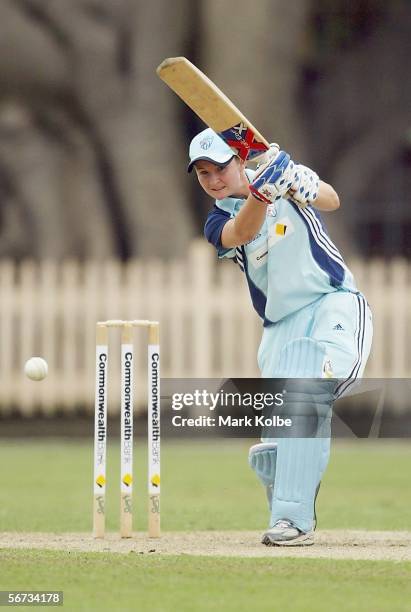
[267, 216, 295, 248]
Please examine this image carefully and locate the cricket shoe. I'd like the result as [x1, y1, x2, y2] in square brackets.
[262, 520, 314, 546]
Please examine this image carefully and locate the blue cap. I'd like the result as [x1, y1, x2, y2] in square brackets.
[187, 128, 235, 173]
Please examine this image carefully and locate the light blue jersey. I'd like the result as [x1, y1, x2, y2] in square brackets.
[204, 170, 357, 324]
[203, 165, 372, 537]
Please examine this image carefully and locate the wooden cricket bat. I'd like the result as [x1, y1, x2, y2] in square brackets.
[156, 57, 269, 161]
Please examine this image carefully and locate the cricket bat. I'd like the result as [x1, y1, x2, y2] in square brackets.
[156, 57, 270, 162]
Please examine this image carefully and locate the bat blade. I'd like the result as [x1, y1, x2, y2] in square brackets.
[156, 57, 269, 161]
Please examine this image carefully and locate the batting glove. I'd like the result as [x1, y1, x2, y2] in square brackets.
[249, 150, 295, 204]
[289, 164, 319, 208]
[255, 142, 280, 171]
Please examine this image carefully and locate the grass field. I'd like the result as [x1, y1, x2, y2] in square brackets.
[0, 439, 410, 611]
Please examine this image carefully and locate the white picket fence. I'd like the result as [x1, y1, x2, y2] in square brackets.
[0, 239, 410, 415]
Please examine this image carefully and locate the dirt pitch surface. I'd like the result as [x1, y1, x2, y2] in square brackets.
[1, 531, 410, 561]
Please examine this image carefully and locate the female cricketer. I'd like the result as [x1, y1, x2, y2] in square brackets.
[188, 127, 373, 546]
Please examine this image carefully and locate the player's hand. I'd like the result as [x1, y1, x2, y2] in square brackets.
[249, 149, 295, 204]
[288, 164, 319, 208]
[255, 143, 280, 172]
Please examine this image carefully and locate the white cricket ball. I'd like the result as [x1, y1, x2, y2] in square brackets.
[24, 357, 48, 381]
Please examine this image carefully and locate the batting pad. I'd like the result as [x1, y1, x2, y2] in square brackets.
[274, 336, 332, 378]
[249, 442, 278, 510]
[269, 338, 337, 533]
[248, 442, 278, 486]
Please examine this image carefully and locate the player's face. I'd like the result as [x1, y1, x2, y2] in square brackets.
[194, 158, 247, 199]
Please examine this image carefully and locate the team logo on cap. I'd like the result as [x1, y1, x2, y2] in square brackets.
[200, 135, 214, 150]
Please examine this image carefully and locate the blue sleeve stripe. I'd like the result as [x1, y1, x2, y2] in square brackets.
[294, 205, 345, 286]
[309, 207, 344, 259]
[301, 206, 345, 264]
[234, 247, 245, 271]
[297, 206, 346, 268]
[235, 247, 244, 262]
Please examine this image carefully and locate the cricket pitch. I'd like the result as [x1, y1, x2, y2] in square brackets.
[1, 530, 410, 561]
